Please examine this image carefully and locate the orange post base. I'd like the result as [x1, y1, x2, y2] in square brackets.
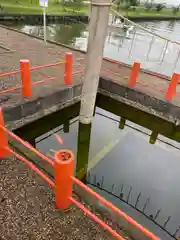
[128, 62, 141, 87]
[165, 73, 180, 101]
[54, 149, 74, 209]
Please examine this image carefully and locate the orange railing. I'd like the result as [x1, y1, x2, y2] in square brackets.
[0, 52, 180, 102]
[0, 108, 160, 240]
[0, 52, 73, 98]
[102, 58, 180, 101]
[71, 55, 180, 102]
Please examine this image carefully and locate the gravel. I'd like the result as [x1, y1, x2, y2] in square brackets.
[0, 157, 121, 240]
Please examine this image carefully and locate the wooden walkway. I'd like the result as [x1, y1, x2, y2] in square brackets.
[0, 25, 179, 110]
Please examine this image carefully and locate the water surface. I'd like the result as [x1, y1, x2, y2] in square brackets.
[6, 19, 180, 76]
[22, 103, 180, 240]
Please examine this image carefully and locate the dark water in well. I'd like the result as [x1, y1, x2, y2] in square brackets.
[15, 96, 180, 240]
[5, 19, 180, 76]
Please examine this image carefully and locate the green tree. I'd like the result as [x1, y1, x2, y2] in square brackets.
[156, 3, 165, 12]
[115, 0, 139, 11]
[61, 0, 84, 12]
[172, 6, 179, 15]
[145, 2, 153, 11]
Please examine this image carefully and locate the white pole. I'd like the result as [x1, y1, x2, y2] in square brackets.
[79, 0, 112, 125]
[43, 7, 47, 44]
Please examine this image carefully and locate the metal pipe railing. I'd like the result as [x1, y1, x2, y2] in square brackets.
[6, 147, 55, 187]
[111, 8, 180, 46]
[0, 52, 179, 102]
[70, 196, 125, 240]
[0, 52, 73, 97]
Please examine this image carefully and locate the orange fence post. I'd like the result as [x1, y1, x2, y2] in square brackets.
[0, 108, 9, 158]
[64, 52, 72, 85]
[165, 72, 180, 101]
[20, 59, 32, 97]
[128, 62, 141, 87]
[54, 149, 74, 209]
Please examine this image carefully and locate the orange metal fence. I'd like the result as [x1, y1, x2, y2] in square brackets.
[0, 108, 160, 240]
[0, 52, 180, 101]
[0, 52, 73, 97]
[102, 58, 180, 101]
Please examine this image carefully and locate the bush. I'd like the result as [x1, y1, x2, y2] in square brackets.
[145, 3, 152, 11]
[172, 6, 179, 15]
[156, 3, 165, 12]
[62, 0, 84, 12]
[129, 0, 139, 6]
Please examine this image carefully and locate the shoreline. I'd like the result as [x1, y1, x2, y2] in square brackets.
[0, 13, 180, 24]
[128, 15, 180, 21]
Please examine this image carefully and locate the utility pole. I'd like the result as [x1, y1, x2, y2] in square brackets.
[79, 0, 112, 124]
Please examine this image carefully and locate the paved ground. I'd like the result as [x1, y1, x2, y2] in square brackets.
[0, 157, 130, 240]
[0, 25, 179, 109]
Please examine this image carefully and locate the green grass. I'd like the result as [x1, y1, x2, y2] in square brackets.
[0, 0, 88, 15]
[1, 0, 180, 18]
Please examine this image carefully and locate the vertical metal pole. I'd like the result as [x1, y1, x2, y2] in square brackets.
[160, 40, 169, 64]
[145, 35, 155, 61]
[128, 26, 136, 58]
[43, 7, 47, 44]
[79, 0, 112, 124]
[172, 49, 180, 72]
[88, 1, 92, 19]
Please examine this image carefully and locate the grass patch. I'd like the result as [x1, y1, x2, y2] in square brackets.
[0, 1, 179, 18]
[0, 0, 88, 15]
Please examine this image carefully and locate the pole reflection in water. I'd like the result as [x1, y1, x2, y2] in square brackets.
[76, 122, 92, 182]
[63, 120, 70, 133]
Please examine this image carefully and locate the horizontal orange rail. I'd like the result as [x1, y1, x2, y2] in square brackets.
[72, 69, 84, 75]
[32, 76, 57, 86]
[137, 80, 166, 93]
[31, 61, 65, 71]
[71, 176, 160, 240]
[6, 147, 54, 187]
[0, 124, 54, 167]
[0, 86, 21, 95]
[70, 197, 125, 240]
[0, 70, 20, 78]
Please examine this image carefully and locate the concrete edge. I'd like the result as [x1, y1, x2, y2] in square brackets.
[4, 84, 82, 130]
[4, 76, 180, 132]
[99, 77, 180, 123]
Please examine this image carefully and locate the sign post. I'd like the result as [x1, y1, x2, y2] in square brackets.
[40, 0, 48, 44]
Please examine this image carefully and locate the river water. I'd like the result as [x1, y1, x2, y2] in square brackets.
[6, 19, 180, 76]
[8, 20, 180, 239]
